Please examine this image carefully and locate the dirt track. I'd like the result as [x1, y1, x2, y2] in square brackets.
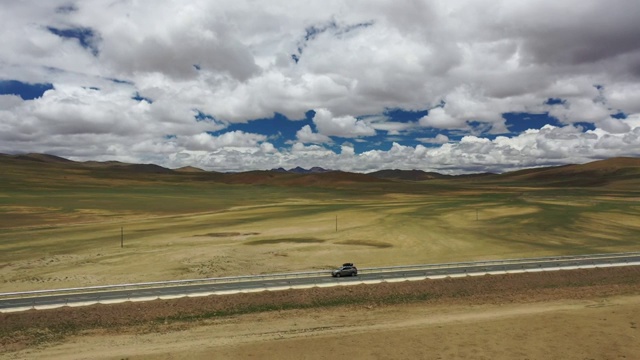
[2, 266, 640, 359]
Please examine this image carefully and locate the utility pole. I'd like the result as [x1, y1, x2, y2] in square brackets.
[121, 227, 124, 248]
[335, 215, 338, 232]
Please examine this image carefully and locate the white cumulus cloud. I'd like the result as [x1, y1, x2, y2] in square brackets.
[0, 0, 639, 172]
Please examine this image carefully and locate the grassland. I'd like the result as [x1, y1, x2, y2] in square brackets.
[1, 155, 640, 292]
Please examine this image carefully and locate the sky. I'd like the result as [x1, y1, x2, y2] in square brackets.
[1, 1, 640, 174]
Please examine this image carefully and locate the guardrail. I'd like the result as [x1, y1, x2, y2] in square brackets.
[2, 251, 640, 300]
[359, 251, 640, 274]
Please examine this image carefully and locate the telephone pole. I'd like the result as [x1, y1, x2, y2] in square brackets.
[121, 227, 124, 248]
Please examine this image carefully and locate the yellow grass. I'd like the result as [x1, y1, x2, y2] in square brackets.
[2, 181, 640, 292]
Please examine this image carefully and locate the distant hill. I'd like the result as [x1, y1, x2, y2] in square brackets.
[368, 169, 449, 181]
[81, 160, 172, 173]
[1, 153, 639, 188]
[367, 169, 498, 181]
[11, 153, 75, 163]
[222, 170, 292, 185]
[272, 166, 329, 174]
[175, 166, 206, 173]
[81, 160, 130, 168]
[494, 157, 640, 187]
[120, 163, 175, 174]
[278, 171, 386, 186]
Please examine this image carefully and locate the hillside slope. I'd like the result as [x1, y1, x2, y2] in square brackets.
[493, 157, 640, 187]
[1, 153, 639, 189]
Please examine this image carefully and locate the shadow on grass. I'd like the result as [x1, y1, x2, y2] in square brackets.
[336, 240, 393, 248]
[193, 232, 260, 237]
[244, 238, 325, 245]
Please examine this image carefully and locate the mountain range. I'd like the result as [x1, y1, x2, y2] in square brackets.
[1, 153, 639, 188]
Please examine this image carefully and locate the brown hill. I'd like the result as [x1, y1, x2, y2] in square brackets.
[0, 153, 75, 165]
[80, 160, 173, 174]
[175, 166, 206, 173]
[279, 171, 386, 186]
[17, 153, 75, 163]
[119, 163, 175, 174]
[495, 157, 640, 186]
[222, 170, 292, 185]
[81, 160, 130, 168]
[1, 153, 639, 188]
[368, 169, 448, 181]
[219, 170, 386, 187]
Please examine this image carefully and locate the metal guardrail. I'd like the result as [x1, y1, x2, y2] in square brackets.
[359, 251, 640, 274]
[0, 271, 330, 299]
[2, 251, 640, 300]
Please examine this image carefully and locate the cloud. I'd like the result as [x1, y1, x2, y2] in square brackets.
[150, 120, 640, 173]
[419, 108, 462, 129]
[505, 1, 640, 67]
[312, 108, 376, 138]
[1, 0, 639, 172]
[595, 117, 632, 134]
[548, 98, 610, 125]
[296, 124, 332, 144]
[605, 84, 640, 114]
[369, 120, 414, 135]
[0, 84, 226, 159]
[177, 131, 267, 152]
[341, 144, 355, 156]
[418, 134, 449, 144]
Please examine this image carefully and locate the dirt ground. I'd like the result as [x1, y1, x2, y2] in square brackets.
[2, 266, 640, 360]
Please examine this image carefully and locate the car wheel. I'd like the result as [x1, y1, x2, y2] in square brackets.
[336, 273, 341, 277]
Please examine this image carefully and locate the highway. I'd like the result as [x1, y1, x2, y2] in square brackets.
[2, 252, 640, 312]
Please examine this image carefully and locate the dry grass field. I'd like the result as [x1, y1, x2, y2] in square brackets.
[2, 267, 640, 359]
[1, 155, 640, 292]
[1, 154, 640, 359]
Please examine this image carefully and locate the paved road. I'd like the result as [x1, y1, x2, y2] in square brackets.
[2, 253, 640, 311]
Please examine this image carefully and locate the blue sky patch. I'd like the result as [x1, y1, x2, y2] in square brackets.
[504, 112, 562, 133]
[196, 107, 600, 155]
[47, 26, 100, 56]
[55, 4, 78, 13]
[194, 110, 217, 122]
[383, 108, 428, 123]
[132, 92, 153, 103]
[574, 122, 596, 131]
[545, 98, 565, 105]
[222, 112, 313, 149]
[292, 20, 373, 64]
[0, 80, 53, 100]
[107, 77, 134, 85]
